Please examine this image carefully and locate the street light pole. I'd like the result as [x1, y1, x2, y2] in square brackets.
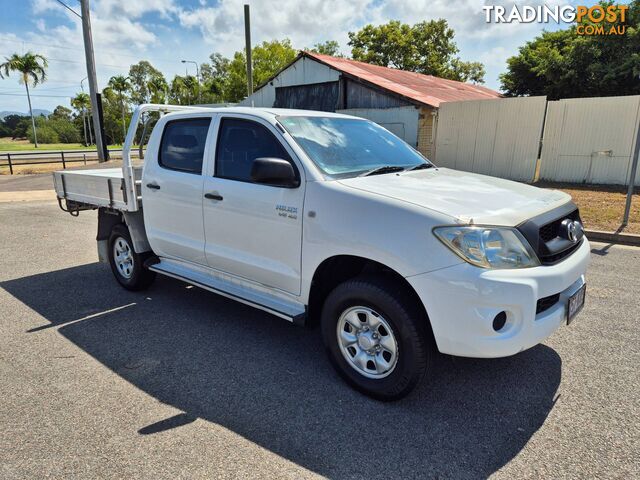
[181, 60, 201, 104]
[80, 77, 88, 146]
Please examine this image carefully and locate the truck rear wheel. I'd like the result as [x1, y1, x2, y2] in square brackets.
[321, 275, 433, 401]
[108, 224, 156, 291]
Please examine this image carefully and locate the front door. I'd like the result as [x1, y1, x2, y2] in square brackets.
[142, 115, 212, 265]
[202, 116, 304, 295]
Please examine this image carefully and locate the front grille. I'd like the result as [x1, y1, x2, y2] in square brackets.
[538, 209, 581, 243]
[539, 221, 560, 243]
[517, 203, 584, 266]
[536, 293, 560, 315]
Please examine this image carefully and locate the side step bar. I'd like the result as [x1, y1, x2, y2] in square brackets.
[147, 259, 306, 325]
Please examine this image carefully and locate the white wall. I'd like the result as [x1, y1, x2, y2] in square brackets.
[239, 57, 340, 107]
[435, 97, 548, 182]
[337, 106, 420, 147]
[539, 95, 640, 185]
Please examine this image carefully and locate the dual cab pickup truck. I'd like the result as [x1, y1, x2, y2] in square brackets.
[54, 104, 589, 400]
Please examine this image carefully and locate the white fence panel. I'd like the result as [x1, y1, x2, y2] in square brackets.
[539, 95, 640, 185]
[434, 96, 547, 182]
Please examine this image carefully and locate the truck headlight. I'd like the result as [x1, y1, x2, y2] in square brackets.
[433, 226, 540, 269]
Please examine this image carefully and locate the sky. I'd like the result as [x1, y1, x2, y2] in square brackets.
[0, 0, 610, 114]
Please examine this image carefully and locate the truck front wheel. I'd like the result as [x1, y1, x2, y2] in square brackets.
[108, 224, 156, 291]
[321, 275, 433, 401]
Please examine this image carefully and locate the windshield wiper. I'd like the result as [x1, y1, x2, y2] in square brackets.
[360, 165, 407, 177]
[407, 163, 434, 171]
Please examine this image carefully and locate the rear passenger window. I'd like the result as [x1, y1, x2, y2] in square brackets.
[216, 118, 292, 182]
[159, 118, 211, 174]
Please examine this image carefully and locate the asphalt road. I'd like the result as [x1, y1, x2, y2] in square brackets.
[0, 198, 638, 479]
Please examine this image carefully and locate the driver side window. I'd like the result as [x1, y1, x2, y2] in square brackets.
[215, 118, 292, 182]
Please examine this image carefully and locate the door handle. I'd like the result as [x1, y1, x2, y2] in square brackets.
[146, 182, 160, 190]
[204, 192, 224, 201]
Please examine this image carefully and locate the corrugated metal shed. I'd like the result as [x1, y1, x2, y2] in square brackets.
[344, 80, 412, 109]
[239, 56, 340, 107]
[303, 52, 501, 108]
[274, 82, 339, 111]
[243, 52, 501, 109]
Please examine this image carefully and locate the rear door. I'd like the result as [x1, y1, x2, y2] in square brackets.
[142, 115, 213, 265]
[202, 115, 305, 295]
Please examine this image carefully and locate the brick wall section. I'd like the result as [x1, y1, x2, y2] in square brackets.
[417, 106, 436, 160]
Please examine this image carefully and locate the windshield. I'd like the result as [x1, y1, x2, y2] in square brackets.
[278, 116, 432, 177]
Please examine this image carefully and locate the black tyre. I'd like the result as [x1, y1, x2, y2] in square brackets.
[321, 275, 433, 401]
[108, 224, 156, 291]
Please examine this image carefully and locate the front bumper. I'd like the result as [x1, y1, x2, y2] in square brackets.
[407, 238, 590, 358]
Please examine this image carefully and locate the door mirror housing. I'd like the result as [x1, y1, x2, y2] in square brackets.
[250, 157, 300, 188]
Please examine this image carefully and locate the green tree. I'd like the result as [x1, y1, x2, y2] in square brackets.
[128, 61, 165, 104]
[108, 75, 131, 141]
[0, 52, 48, 147]
[500, 1, 640, 99]
[225, 39, 297, 102]
[2, 114, 25, 138]
[12, 117, 32, 139]
[71, 92, 91, 145]
[99, 86, 131, 145]
[28, 117, 58, 144]
[309, 40, 343, 57]
[26, 114, 81, 144]
[200, 53, 230, 103]
[148, 75, 168, 104]
[450, 59, 486, 84]
[0, 119, 10, 137]
[169, 75, 196, 105]
[348, 20, 485, 83]
[51, 105, 73, 122]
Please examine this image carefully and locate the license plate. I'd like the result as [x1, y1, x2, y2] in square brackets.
[567, 284, 586, 324]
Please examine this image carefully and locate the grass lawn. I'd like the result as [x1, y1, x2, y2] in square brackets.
[0, 137, 124, 152]
[539, 182, 640, 235]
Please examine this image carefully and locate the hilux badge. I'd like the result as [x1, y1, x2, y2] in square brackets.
[276, 204, 298, 219]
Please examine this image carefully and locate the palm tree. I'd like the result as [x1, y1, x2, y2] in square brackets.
[71, 92, 91, 146]
[108, 75, 131, 142]
[148, 76, 168, 104]
[183, 76, 199, 105]
[0, 52, 48, 147]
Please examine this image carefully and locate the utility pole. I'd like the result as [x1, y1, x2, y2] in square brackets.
[80, 0, 106, 162]
[79, 77, 88, 146]
[244, 4, 253, 97]
[623, 119, 640, 226]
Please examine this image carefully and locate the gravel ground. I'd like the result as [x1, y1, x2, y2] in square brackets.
[0, 199, 638, 479]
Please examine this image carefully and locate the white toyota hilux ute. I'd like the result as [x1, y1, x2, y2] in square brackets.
[53, 104, 589, 400]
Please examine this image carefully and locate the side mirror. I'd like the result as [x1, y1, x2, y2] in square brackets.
[250, 157, 300, 188]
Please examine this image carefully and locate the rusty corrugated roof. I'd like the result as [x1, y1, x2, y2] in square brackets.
[302, 51, 501, 108]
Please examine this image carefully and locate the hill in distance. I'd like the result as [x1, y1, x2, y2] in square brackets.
[0, 109, 51, 120]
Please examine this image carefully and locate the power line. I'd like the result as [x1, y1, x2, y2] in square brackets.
[0, 52, 131, 70]
[0, 92, 74, 98]
[0, 80, 89, 89]
[1, 38, 188, 66]
[54, 0, 82, 19]
[0, 85, 84, 94]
